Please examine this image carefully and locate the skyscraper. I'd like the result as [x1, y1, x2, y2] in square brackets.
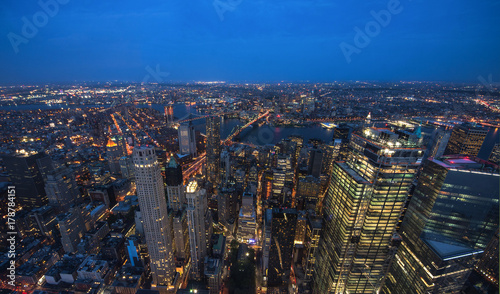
[165, 105, 174, 127]
[332, 124, 351, 161]
[308, 148, 323, 177]
[314, 127, 424, 294]
[237, 192, 257, 244]
[133, 146, 175, 291]
[443, 123, 488, 157]
[427, 127, 452, 158]
[303, 215, 322, 286]
[106, 137, 123, 175]
[186, 180, 210, 280]
[267, 208, 297, 290]
[178, 123, 197, 157]
[382, 156, 499, 294]
[2, 152, 54, 210]
[488, 143, 500, 165]
[173, 209, 190, 266]
[206, 115, 221, 186]
[165, 157, 185, 211]
[44, 167, 80, 213]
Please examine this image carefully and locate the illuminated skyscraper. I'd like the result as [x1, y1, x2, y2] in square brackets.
[133, 146, 175, 291]
[178, 123, 197, 157]
[106, 137, 123, 175]
[488, 143, 500, 165]
[383, 156, 499, 294]
[474, 230, 499, 289]
[206, 115, 221, 186]
[443, 123, 488, 157]
[314, 127, 424, 294]
[165, 105, 174, 127]
[186, 181, 210, 280]
[303, 215, 322, 286]
[237, 192, 257, 244]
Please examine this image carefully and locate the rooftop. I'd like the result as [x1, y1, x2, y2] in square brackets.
[424, 238, 483, 261]
[431, 155, 499, 174]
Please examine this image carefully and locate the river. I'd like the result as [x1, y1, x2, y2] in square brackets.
[1, 103, 497, 159]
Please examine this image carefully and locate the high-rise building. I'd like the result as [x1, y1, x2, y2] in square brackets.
[308, 148, 323, 178]
[271, 154, 293, 207]
[204, 257, 223, 294]
[319, 143, 336, 175]
[133, 146, 175, 291]
[267, 208, 297, 289]
[303, 215, 322, 286]
[44, 167, 80, 213]
[172, 209, 190, 266]
[314, 127, 424, 294]
[165, 105, 174, 127]
[382, 156, 499, 294]
[427, 127, 452, 158]
[332, 124, 351, 161]
[2, 152, 54, 210]
[296, 175, 321, 210]
[106, 137, 123, 175]
[119, 156, 135, 181]
[443, 123, 488, 157]
[178, 123, 197, 157]
[488, 143, 500, 165]
[206, 115, 221, 186]
[165, 157, 185, 211]
[58, 209, 87, 253]
[186, 181, 209, 280]
[474, 230, 499, 288]
[237, 192, 257, 244]
[262, 209, 272, 286]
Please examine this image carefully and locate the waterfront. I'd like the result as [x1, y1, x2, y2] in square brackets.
[1, 103, 497, 159]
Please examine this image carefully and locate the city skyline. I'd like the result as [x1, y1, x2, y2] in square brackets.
[0, 1, 499, 293]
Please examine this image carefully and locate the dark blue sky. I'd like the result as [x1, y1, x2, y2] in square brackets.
[1, 0, 499, 84]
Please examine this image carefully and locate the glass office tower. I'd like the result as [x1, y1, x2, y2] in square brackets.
[314, 127, 424, 294]
[382, 156, 499, 294]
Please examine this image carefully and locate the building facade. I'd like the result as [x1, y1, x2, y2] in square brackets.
[382, 156, 499, 294]
[133, 146, 175, 291]
[314, 127, 424, 294]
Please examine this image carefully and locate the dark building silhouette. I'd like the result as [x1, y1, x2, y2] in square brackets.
[308, 148, 323, 177]
[267, 208, 297, 289]
[2, 152, 54, 210]
[332, 124, 351, 161]
[206, 115, 221, 187]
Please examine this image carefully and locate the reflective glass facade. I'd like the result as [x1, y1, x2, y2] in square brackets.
[314, 128, 424, 294]
[383, 157, 499, 294]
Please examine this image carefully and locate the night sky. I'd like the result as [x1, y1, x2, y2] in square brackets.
[1, 0, 499, 84]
